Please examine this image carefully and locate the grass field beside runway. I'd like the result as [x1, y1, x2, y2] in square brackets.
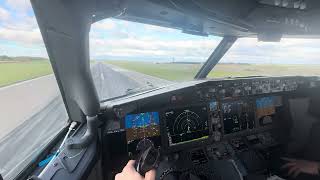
[0, 61, 52, 87]
[106, 60, 320, 81]
[106, 61, 200, 80]
[2, 58, 320, 87]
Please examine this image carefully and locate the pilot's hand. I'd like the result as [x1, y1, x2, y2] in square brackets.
[115, 160, 156, 180]
[281, 157, 320, 178]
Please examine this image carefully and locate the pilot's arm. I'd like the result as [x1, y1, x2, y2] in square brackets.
[281, 157, 320, 178]
[115, 160, 156, 180]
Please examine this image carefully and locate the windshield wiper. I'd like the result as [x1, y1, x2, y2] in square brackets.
[126, 82, 155, 95]
[195, 36, 237, 79]
[100, 84, 170, 103]
[229, 75, 266, 79]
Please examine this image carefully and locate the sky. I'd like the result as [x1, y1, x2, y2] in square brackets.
[1, 0, 320, 64]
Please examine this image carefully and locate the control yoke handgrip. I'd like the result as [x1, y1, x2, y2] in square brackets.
[134, 146, 160, 176]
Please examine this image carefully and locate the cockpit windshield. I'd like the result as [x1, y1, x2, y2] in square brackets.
[90, 19, 222, 101]
[209, 38, 320, 78]
[90, 19, 320, 102]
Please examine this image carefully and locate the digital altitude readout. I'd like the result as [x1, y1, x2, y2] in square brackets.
[165, 106, 209, 146]
[125, 112, 160, 142]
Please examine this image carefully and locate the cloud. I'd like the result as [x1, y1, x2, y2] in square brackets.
[5, 0, 31, 13]
[90, 19, 220, 61]
[92, 20, 116, 30]
[1, 2, 320, 65]
[144, 24, 177, 33]
[3, 15, 38, 31]
[0, 43, 47, 57]
[0, 3, 41, 45]
[0, 7, 10, 21]
[89, 30, 320, 64]
[0, 1, 38, 31]
[222, 38, 320, 64]
[0, 27, 43, 45]
[90, 36, 220, 61]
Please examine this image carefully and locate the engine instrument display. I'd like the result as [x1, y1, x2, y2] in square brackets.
[165, 105, 209, 146]
[222, 101, 255, 134]
[125, 112, 160, 142]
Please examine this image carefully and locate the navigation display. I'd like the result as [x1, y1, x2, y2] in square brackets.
[125, 112, 160, 142]
[165, 105, 209, 146]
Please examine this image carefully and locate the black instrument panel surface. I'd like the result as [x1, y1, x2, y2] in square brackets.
[105, 76, 320, 154]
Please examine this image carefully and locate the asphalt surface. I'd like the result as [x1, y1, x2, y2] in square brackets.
[0, 63, 170, 180]
[0, 75, 60, 139]
[92, 63, 170, 100]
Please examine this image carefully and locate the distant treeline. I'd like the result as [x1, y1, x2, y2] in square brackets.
[1, 56, 250, 65]
[158, 61, 251, 65]
[0, 55, 48, 61]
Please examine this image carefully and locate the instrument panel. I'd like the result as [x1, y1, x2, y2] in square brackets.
[115, 76, 320, 155]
